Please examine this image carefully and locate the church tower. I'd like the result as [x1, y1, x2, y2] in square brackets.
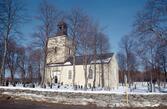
[56, 21, 67, 36]
[46, 21, 71, 64]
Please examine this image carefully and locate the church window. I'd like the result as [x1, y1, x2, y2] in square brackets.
[54, 47, 57, 53]
[88, 67, 93, 79]
[68, 70, 72, 79]
[59, 26, 62, 30]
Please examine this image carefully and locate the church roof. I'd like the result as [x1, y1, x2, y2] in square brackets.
[47, 53, 114, 67]
[66, 53, 114, 65]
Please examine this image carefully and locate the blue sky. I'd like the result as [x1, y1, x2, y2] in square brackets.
[21, 0, 146, 53]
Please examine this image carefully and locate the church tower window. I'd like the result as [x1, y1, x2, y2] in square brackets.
[54, 47, 57, 54]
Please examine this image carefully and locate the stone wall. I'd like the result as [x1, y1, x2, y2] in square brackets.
[0, 88, 167, 108]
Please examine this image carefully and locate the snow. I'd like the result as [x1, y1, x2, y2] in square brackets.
[64, 62, 71, 65]
[2, 91, 45, 98]
[91, 57, 111, 64]
[0, 82, 167, 95]
[1, 82, 167, 108]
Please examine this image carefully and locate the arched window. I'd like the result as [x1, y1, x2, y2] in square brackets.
[68, 70, 72, 79]
[88, 67, 93, 79]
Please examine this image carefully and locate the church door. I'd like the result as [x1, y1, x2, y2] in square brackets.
[55, 76, 58, 83]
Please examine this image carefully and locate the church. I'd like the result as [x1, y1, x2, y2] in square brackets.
[45, 21, 119, 89]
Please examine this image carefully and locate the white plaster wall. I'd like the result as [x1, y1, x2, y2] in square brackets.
[109, 54, 119, 89]
[46, 55, 119, 89]
[47, 35, 70, 64]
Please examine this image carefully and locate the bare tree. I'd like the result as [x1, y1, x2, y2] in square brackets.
[117, 52, 126, 85]
[119, 35, 138, 90]
[133, 0, 167, 92]
[91, 23, 100, 89]
[26, 47, 34, 83]
[0, 37, 4, 77]
[78, 17, 93, 90]
[160, 46, 167, 85]
[92, 33, 97, 89]
[29, 48, 42, 83]
[155, 43, 167, 87]
[0, 0, 26, 85]
[6, 39, 18, 83]
[67, 8, 88, 87]
[34, 0, 60, 87]
[134, 0, 167, 43]
[17, 47, 26, 86]
[97, 32, 110, 87]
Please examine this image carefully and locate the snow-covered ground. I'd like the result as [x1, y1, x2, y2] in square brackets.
[1, 82, 167, 108]
[0, 82, 166, 94]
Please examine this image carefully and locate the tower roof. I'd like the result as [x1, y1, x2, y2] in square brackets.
[57, 20, 67, 26]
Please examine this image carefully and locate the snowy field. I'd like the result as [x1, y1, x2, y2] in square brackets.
[0, 82, 167, 94]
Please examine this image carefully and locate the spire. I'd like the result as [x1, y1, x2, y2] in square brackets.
[56, 20, 67, 36]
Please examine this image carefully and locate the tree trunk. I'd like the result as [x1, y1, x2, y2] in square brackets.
[0, 35, 8, 85]
[157, 68, 161, 91]
[39, 64, 41, 83]
[100, 48, 104, 87]
[22, 69, 26, 87]
[93, 39, 96, 88]
[150, 70, 153, 92]
[98, 72, 101, 87]
[41, 22, 51, 88]
[164, 69, 167, 88]
[84, 55, 88, 90]
[84, 64, 88, 90]
[72, 45, 76, 87]
[101, 62, 104, 87]
[49, 69, 52, 89]
[127, 70, 132, 91]
[163, 57, 167, 88]
[41, 35, 49, 88]
[10, 70, 14, 83]
[93, 61, 96, 88]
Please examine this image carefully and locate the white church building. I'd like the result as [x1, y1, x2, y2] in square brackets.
[45, 21, 119, 89]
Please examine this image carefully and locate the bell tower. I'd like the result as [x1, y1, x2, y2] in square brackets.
[46, 21, 72, 64]
[56, 21, 67, 36]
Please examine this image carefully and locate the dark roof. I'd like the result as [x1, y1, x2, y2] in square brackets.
[47, 53, 114, 67]
[57, 20, 67, 26]
[66, 53, 114, 65]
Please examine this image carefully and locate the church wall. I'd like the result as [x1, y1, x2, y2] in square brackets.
[92, 63, 112, 89]
[45, 67, 51, 84]
[89, 55, 119, 89]
[45, 56, 119, 89]
[46, 65, 87, 87]
[45, 66, 64, 84]
[91, 64, 102, 88]
[47, 35, 70, 64]
[108, 54, 119, 89]
[61, 65, 85, 86]
[61, 65, 94, 87]
[45, 55, 119, 89]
